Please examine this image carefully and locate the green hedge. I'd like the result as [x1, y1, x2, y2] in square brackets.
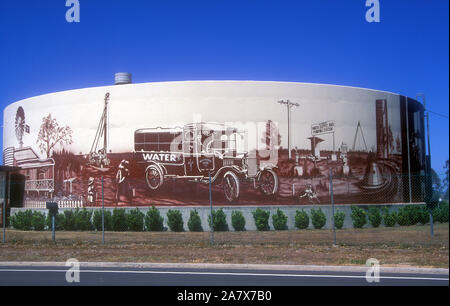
[208, 209, 229, 232]
[311, 208, 326, 229]
[334, 211, 346, 230]
[382, 207, 397, 227]
[351, 207, 367, 228]
[231, 211, 246, 231]
[253, 208, 270, 231]
[145, 206, 164, 231]
[93, 210, 113, 231]
[127, 208, 145, 232]
[167, 209, 184, 232]
[187, 210, 203, 232]
[368, 207, 382, 228]
[295, 210, 309, 230]
[272, 209, 288, 230]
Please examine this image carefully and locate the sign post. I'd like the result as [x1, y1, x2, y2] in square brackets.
[209, 171, 214, 245]
[46, 202, 58, 242]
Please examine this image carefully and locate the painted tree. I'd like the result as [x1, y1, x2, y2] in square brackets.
[36, 114, 73, 158]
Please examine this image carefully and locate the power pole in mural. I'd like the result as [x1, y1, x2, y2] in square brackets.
[89, 93, 111, 168]
[278, 100, 300, 160]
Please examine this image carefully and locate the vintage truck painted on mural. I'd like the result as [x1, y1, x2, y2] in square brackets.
[133, 122, 279, 202]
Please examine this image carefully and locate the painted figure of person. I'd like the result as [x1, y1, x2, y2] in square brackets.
[87, 177, 96, 206]
[116, 160, 131, 203]
[298, 184, 320, 204]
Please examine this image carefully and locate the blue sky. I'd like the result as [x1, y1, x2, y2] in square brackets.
[0, 0, 448, 177]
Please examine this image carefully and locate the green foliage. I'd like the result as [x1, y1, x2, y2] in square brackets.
[252, 208, 270, 231]
[310, 208, 327, 229]
[382, 207, 397, 227]
[350, 207, 367, 228]
[187, 210, 203, 232]
[10, 210, 33, 231]
[93, 210, 113, 231]
[397, 205, 428, 226]
[167, 210, 184, 232]
[112, 208, 128, 232]
[144, 206, 164, 231]
[272, 209, 288, 230]
[334, 211, 346, 230]
[62, 210, 76, 231]
[127, 208, 145, 232]
[208, 209, 229, 232]
[433, 202, 449, 223]
[74, 208, 93, 231]
[46, 213, 65, 231]
[368, 207, 382, 228]
[295, 210, 310, 230]
[31, 211, 46, 231]
[231, 211, 246, 231]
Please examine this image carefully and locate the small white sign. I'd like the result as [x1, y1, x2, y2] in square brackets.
[311, 120, 335, 136]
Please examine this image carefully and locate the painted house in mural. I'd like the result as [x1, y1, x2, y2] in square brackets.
[2, 74, 429, 207]
[3, 146, 55, 198]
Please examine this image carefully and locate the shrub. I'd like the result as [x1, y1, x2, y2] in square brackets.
[252, 208, 270, 231]
[231, 211, 246, 231]
[145, 206, 164, 231]
[368, 207, 382, 228]
[351, 207, 367, 228]
[31, 211, 46, 231]
[167, 209, 184, 232]
[382, 207, 397, 227]
[187, 210, 203, 232]
[397, 205, 427, 226]
[127, 208, 145, 231]
[112, 208, 128, 231]
[272, 209, 288, 230]
[45, 213, 65, 231]
[10, 210, 33, 231]
[74, 208, 93, 231]
[417, 206, 430, 225]
[295, 210, 309, 229]
[311, 208, 327, 229]
[208, 209, 229, 232]
[434, 202, 449, 223]
[334, 211, 346, 230]
[62, 210, 76, 231]
[93, 210, 113, 231]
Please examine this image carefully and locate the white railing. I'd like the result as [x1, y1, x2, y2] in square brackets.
[25, 179, 55, 192]
[24, 200, 84, 209]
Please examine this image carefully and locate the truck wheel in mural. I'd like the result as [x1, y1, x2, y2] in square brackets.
[223, 171, 240, 203]
[145, 164, 164, 191]
[258, 169, 279, 197]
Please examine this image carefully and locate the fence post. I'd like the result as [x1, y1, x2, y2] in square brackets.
[329, 168, 336, 246]
[102, 176, 105, 245]
[209, 171, 214, 245]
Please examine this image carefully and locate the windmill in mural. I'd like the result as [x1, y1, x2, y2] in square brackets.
[88, 93, 111, 168]
[15, 107, 29, 148]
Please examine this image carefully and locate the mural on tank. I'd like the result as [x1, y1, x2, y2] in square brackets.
[2, 82, 425, 207]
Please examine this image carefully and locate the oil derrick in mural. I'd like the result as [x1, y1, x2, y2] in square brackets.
[376, 99, 393, 159]
[88, 93, 111, 168]
[352, 121, 368, 152]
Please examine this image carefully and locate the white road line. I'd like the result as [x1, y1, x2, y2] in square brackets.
[0, 269, 448, 281]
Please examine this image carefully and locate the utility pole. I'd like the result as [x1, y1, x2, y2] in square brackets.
[278, 100, 300, 160]
[417, 93, 434, 237]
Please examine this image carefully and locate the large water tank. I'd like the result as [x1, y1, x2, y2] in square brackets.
[114, 72, 132, 85]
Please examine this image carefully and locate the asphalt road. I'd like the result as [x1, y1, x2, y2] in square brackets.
[0, 266, 448, 286]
